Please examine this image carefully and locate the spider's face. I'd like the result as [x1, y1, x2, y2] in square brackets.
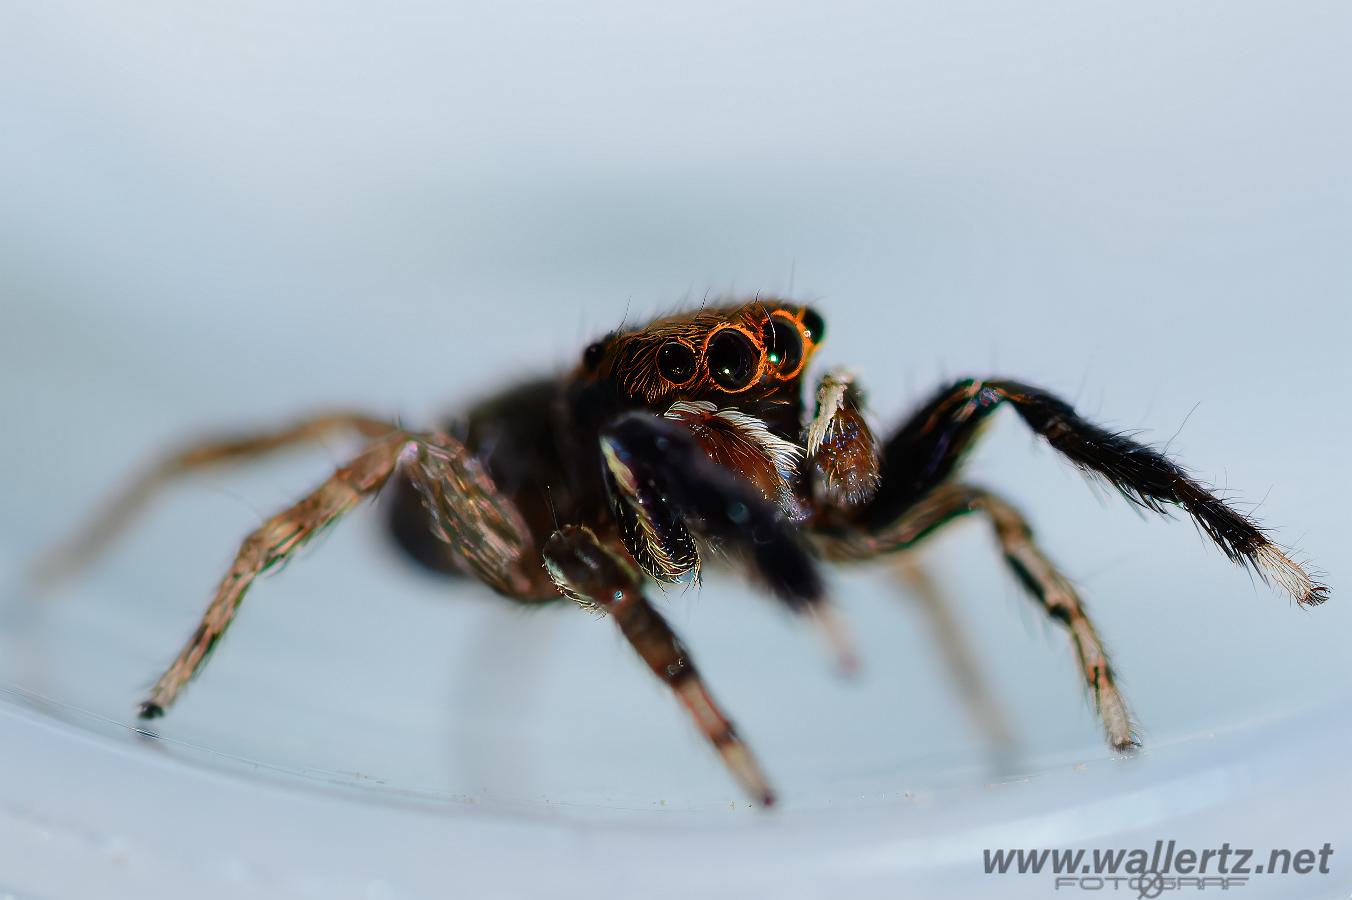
[578, 301, 826, 408]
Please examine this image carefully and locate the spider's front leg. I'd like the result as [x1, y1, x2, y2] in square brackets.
[861, 378, 1328, 607]
[598, 411, 856, 669]
[543, 525, 776, 806]
[819, 376, 1329, 750]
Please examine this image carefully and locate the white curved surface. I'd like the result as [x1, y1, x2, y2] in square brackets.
[1, 692, 1349, 899]
[2, 1, 1349, 897]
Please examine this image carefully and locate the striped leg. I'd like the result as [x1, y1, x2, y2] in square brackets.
[139, 429, 537, 717]
[34, 412, 396, 588]
[543, 525, 776, 806]
[138, 432, 410, 717]
[847, 481, 1135, 750]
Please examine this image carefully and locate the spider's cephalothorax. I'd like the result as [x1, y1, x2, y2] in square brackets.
[581, 302, 823, 405]
[43, 299, 1328, 806]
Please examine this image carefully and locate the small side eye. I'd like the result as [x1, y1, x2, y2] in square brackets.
[706, 328, 762, 391]
[800, 307, 826, 343]
[657, 341, 697, 384]
[761, 314, 804, 378]
[583, 341, 606, 371]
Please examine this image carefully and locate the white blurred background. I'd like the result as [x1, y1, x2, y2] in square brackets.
[1, 2, 1349, 898]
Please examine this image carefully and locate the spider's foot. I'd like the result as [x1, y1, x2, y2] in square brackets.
[712, 737, 777, 809]
[809, 603, 861, 679]
[1302, 580, 1332, 608]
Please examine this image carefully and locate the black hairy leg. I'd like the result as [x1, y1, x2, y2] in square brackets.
[543, 524, 776, 805]
[600, 412, 820, 604]
[830, 481, 1135, 749]
[861, 378, 1327, 608]
[599, 411, 857, 670]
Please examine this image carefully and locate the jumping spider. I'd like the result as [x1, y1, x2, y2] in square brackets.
[43, 300, 1328, 805]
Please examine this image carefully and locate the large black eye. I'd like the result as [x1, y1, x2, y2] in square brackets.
[657, 341, 697, 384]
[760, 315, 804, 376]
[706, 329, 761, 391]
[800, 307, 826, 343]
[583, 341, 606, 371]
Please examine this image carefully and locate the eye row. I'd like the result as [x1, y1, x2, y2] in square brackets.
[656, 312, 818, 392]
